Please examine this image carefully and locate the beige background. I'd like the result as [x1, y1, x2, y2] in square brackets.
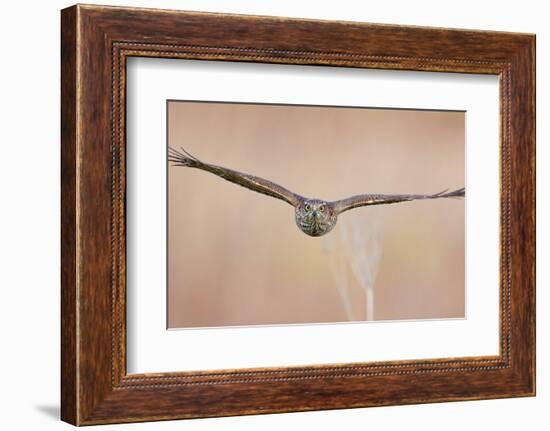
[168, 101, 465, 328]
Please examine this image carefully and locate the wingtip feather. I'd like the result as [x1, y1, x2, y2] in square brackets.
[443, 187, 465, 198]
[167, 146, 201, 167]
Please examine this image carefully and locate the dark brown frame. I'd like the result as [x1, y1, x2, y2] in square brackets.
[61, 4, 535, 426]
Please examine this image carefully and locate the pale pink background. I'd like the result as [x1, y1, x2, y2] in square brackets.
[168, 101, 465, 328]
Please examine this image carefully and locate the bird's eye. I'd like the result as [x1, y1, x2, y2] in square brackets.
[305, 204, 311, 211]
[319, 205, 325, 212]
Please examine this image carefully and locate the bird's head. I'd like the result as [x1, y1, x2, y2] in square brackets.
[295, 199, 337, 237]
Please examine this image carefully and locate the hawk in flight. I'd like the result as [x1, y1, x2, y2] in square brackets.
[168, 147, 465, 237]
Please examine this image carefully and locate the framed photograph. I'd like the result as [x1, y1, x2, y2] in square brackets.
[61, 4, 535, 425]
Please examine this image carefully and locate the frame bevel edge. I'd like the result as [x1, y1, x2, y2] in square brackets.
[75, 2, 537, 39]
[510, 33, 536, 396]
[61, 4, 79, 426]
[527, 33, 536, 397]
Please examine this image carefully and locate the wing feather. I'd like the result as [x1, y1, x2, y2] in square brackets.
[333, 187, 465, 214]
[168, 147, 303, 207]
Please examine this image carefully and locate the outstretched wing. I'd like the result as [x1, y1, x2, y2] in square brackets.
[332, 187, 465, 215]
[168, 147, 303, 207]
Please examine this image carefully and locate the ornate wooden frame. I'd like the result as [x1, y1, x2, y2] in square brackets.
[61, 4, 535, 425]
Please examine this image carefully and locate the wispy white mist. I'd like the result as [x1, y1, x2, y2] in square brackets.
[322, 208, 383, 321]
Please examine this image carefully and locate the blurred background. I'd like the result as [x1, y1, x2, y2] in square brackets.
[168, 101, 465, 328]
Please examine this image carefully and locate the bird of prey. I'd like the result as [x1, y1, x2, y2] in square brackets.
[168, 147, 465, 237]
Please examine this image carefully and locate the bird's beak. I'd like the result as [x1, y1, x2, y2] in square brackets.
[312, 210, 319, 219]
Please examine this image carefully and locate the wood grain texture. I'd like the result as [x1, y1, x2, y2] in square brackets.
[60, 4, 535, 425]
[60, 5, 78, 425]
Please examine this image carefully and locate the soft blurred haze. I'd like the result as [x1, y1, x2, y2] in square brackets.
[168, 101, 465, 328]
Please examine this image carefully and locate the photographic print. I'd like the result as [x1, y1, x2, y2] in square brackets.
[60, 5, 537, 423]
[61, 6, 535, 423]
[167, 101, 465, 329]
